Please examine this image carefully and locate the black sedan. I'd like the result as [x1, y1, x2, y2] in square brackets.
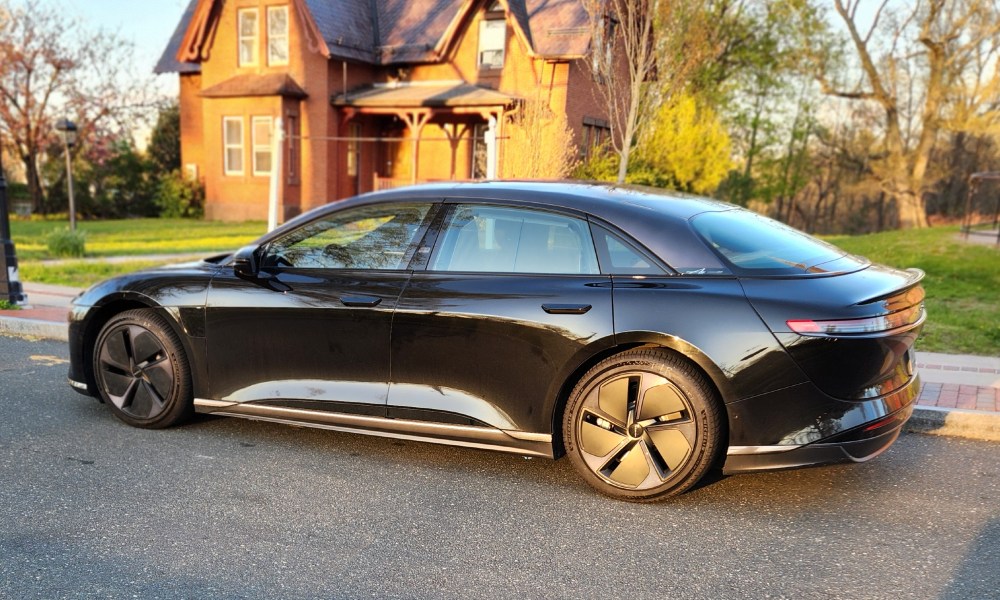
[67, 182, 925, 501]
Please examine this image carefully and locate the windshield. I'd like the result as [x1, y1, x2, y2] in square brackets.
[690, 210, 864, 276]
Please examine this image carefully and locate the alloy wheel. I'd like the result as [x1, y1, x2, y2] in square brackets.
[577, 371, 697, 490]
[97, 322, 177, 421]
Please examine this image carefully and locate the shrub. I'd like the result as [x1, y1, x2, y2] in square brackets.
[47, 227, 86, 258]
[154, 171, 204, 218]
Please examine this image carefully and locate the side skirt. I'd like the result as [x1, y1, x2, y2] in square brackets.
[194, 399, 554, 459]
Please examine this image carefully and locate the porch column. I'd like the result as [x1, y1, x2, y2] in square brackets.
[267, 117, 285, 232]
[443, 123, 472, 180]
[485, 115, 497, 180]
[398, 110, 431, 184]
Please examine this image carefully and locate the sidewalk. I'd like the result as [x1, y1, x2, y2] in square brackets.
[2, 281, 998, 442]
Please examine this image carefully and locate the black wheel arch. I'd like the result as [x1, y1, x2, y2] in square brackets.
[80, 295, 206, 401]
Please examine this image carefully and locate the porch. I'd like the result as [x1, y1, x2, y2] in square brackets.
[332, 81, 519, 194]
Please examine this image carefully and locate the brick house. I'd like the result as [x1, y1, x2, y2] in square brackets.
[156, 0, 609, 221]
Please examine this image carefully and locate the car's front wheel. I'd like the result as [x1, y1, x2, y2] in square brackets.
[92, 309, 193, 429]
[563, 349, 723, 501]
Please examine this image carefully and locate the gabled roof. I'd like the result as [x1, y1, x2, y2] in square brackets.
[154, 0, 201, 74]
[155, 0, 592, 73]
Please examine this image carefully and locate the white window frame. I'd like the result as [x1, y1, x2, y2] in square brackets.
[223, 116, 245, 176]
[238, 8, 259, 67]
[478, 18, 505, 69]
[267, 6, 289, 66]
[252, 116, 274, 177]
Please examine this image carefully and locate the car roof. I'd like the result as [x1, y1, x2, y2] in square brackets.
[267, 181, 736, 273]
[365, 180, 732, 220]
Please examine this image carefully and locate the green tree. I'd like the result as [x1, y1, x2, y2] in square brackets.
[0, 0, 155, 213]
[583, 0, 717, 184]
[637, 92, 732, 194]
[147, 103, 180, 175]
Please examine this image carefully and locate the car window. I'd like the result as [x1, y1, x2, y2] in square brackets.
[591, 225, 666, 275]
[261, 203, 432, 270]
[690, 209, 851, 275]
[429, 205, 599, 274]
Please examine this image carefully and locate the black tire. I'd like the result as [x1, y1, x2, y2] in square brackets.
[562, 348, 723, 502]
[92, 308, 193, 429]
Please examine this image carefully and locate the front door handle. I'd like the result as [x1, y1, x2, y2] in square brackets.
[542, 303, 592, 315]
[340, 295, 382, 308]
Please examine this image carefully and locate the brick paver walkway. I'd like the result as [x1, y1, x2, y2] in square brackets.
[918, 383, 999, 412]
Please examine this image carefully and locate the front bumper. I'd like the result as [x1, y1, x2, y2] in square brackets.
[66, 304, 96, 398]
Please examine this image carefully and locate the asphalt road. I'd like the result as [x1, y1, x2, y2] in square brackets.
[1, 335, 998, 600]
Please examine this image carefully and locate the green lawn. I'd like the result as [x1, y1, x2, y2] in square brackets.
[10, 218, 265, 261]
[11, 218, 265, 289]
[8, 219, 997, 356]
[827, 227, 999, 356]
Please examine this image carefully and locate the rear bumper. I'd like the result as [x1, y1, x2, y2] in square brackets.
[723, 373, 920, 474]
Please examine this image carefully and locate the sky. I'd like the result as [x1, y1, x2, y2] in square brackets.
[26, 0, 192, 97]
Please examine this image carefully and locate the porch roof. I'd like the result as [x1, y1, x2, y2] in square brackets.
[331, 82, 518, 109]
[200, 73, 309, 99]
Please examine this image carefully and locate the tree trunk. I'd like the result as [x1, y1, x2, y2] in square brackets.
[22, 153, 45, 214]
[895, 189, 929, 229]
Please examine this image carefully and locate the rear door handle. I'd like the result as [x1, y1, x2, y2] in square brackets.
[542, 304, 592, 315]
[340, 295, 382, 307]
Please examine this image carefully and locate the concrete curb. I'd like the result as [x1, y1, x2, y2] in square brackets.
[0, 316, 69, 342]
[907, 406, 1000, 443]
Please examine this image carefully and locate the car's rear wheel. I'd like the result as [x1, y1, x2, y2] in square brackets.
[563, 349, 723, 501]
[92, 309, 193, 429]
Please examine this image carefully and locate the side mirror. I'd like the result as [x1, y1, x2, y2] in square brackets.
[232, 245, 259, 281]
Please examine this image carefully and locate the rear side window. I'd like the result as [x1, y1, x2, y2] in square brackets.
[591, 225, 666, 275]
[691, 210, 854, 275]
[429, 205, 600, 274]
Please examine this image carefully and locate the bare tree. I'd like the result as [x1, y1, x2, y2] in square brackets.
[812, 0, 1000, 229]
[504, 100, 577, 179]
[0, 0, 155, 212]
[584, 0, 715, 183]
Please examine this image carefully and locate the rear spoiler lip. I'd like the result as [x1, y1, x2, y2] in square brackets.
[856, 268, 926, 308]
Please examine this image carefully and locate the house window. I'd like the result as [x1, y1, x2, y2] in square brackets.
[347, 122, 361, 178]
[267, 6, 289, 66]
[252, 117, 273, 176]
[478, 18, 505, 69]
[223, 117, 244, 175]
[238, 9, 259, 66]
[582, 117, 611, 160]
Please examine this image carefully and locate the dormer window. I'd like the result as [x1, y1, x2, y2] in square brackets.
[238, 8, 259, 66]
[267, 6, 289, 66]
[478, 2, 506, 70]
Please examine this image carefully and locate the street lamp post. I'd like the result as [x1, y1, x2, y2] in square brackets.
[55, 118, 78, 231]
[0, 139, 27, 306]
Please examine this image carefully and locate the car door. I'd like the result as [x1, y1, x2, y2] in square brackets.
[204, 201, 436, 415]
[387, 202, 615, 435]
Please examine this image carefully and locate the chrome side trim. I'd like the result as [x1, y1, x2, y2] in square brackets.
[193, 399, 553, 458]
[194, 398, 238, 410]
[68, 378, 89, 392]
[503, 430, 552, 443]
[727, 444, 801, 456]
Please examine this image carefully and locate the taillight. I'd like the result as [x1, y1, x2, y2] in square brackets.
[787, 304, 924, 336]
